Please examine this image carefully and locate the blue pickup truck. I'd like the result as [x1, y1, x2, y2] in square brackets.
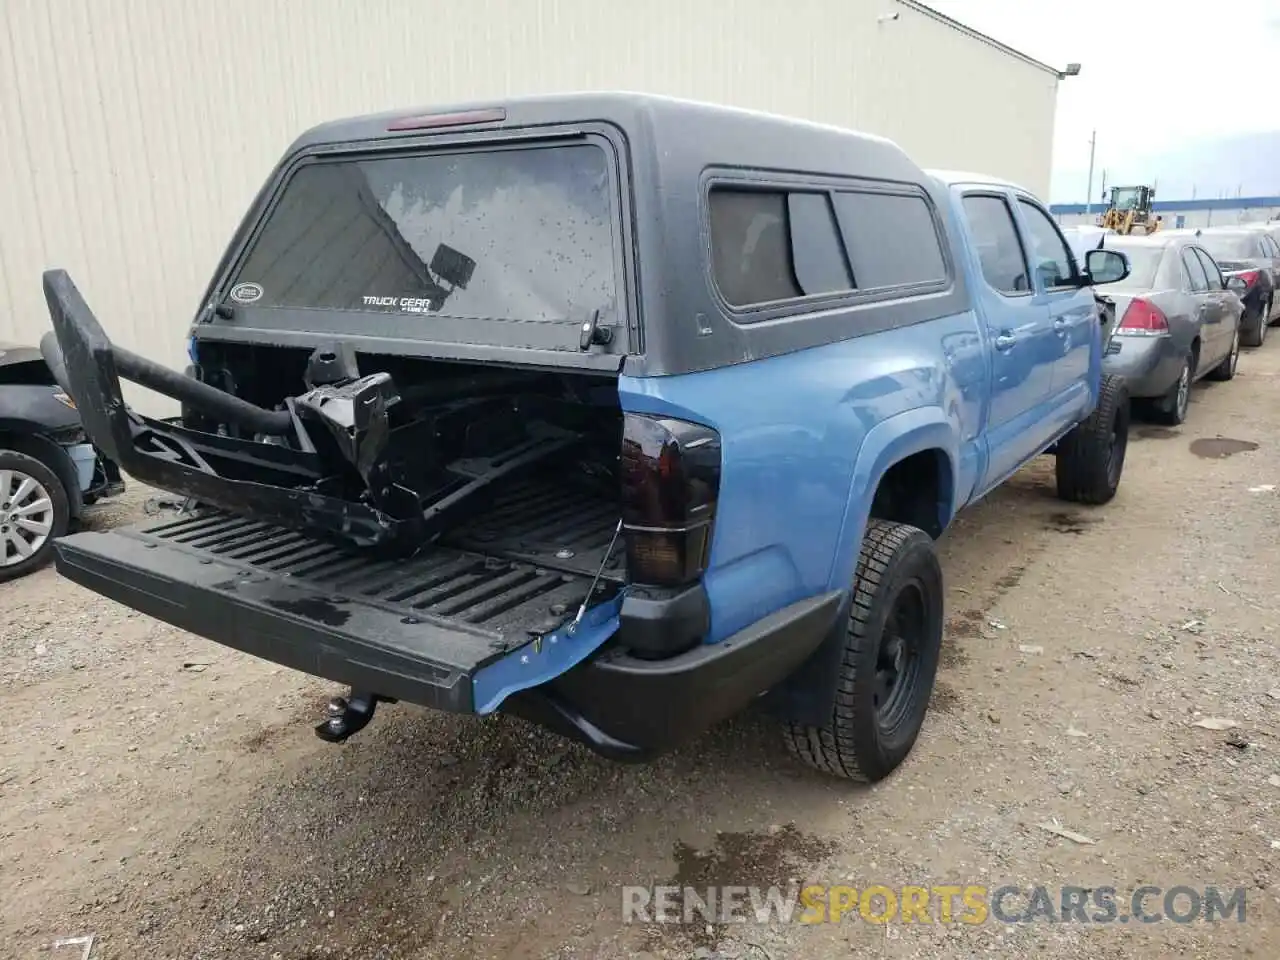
[40, 93, 1131, 784]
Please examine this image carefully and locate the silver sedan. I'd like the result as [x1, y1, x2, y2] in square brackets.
[1097, 234, 1245, 425]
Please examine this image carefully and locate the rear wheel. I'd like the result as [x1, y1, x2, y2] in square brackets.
[1152, 351, 1194, 425]
[1207, 327, 1240, 382]
[781, 519, 943, 783]
[1056, 373, 1129, 505]
[0, 450, 70, 583]
[1242, 302, 1268, 347]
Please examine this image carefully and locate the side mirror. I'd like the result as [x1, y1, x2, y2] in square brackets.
[1226, 276, 1248, 294]
[1085, 248, 1130, 285]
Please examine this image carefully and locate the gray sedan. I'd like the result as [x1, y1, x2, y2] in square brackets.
[1098, 234, 1245, 425]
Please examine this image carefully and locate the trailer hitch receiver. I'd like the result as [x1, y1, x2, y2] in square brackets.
[314, 691, 392, 743]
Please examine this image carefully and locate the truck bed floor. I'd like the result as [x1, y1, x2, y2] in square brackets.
[132, 471, 623, 641]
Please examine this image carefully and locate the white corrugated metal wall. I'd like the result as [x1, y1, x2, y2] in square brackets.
[0, 0, 1058, 412]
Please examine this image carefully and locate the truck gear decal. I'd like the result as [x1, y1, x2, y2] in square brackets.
[361, 295, 434, 314]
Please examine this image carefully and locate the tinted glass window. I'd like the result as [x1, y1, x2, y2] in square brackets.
[787, 193, 855, 296]
[961, 195, 1030, 294]
[1182, 250, 1209, 292]
[1016, 200, 1076, 289]
[231, 144, 617, 324]
[1193, 248, 1224, 290]
[1262, 236, 1280, 258]
[832, 192, 947, 288]
[709, 190, 803, 305]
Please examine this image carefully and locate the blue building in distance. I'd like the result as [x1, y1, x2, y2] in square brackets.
[1051, 195, 1280, 230]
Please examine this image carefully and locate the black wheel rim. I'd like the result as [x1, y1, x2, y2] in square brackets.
[1175, 362, 1191, 420]
[1106, 397, 1129, 488]
[874, 582, 926, 736]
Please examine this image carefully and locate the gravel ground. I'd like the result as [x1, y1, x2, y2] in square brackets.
[3, 347, 1280, 959]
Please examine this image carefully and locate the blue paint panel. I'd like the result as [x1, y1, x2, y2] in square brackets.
[617, 308, 990, 644]
[471, 592, 624, 714]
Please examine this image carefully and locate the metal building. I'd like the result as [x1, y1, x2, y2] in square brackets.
[1, 0, 1065, 411]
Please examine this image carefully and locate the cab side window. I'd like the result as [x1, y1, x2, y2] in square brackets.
[961, 194, 1030, 295]
[1016, 199, 1077, 290]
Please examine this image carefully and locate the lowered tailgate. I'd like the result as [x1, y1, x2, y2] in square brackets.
[55, 511, 612, 713]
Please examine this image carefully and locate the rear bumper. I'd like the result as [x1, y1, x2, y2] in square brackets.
[54, 512, 842, 759]
[1103, 335, 1180, 398]
[505, 590, 845, 759]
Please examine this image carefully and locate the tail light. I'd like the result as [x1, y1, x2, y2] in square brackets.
[1118, 298, 1169, 336]
[1233, 269, 1261, 289]
[619, 414, 721, 587]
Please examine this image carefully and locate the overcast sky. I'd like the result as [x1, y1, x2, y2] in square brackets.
[926, 0, 1280, 202]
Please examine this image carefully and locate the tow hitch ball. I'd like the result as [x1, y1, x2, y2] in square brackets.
[314, 691, 392, 743]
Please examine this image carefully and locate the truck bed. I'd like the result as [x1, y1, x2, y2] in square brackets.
[54, 473, 623, 713]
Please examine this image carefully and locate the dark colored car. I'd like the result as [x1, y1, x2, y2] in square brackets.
[1096, 235, 1245, 424]
[1170, 226, 1280, 347]
[0, 342, 124, 581]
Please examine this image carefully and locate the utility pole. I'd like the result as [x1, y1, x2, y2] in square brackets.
[1084, 129, 1097, 215]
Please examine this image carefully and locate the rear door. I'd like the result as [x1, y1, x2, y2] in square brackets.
[1191, 246, 1234, 365]
[956, 190, 1059, 489]
[1179, 245, 1219, 369]
[1013, 197, 1097, 410]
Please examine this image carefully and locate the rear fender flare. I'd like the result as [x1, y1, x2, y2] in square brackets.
[827, 406, 958, 592]
[765, 410, 955, 729]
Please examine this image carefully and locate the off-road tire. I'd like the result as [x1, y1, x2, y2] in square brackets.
[0, 450, 70, 583]
[1055, 373, 1129, 505]
[781, 519, 943, 783]
[1207, 327, 1240, 382]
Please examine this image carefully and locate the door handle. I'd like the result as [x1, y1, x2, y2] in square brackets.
[994, 334, 1016, 351]
[1053, 317, 1068, 332]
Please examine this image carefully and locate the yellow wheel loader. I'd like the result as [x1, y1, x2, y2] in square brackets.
[1097, 185, 1161, 235]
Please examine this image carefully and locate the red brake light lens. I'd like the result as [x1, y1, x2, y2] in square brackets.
[386, 107, 506, 132]
[1233, 269, 1261, 288]
[620, 414, 721, 588]
[1118, 298, 1169, 335]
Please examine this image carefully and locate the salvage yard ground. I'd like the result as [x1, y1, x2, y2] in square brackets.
[4, 351, 1280, 960]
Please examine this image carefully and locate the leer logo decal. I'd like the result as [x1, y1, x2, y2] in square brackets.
[230, 282, 263, 304]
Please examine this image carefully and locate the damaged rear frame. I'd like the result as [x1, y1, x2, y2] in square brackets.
[40, 270, 582, 551]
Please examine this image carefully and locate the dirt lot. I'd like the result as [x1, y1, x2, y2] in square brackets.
[4, 347, 1280, 960]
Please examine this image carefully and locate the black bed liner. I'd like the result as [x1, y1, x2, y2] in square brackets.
[54, 474, 623, 713]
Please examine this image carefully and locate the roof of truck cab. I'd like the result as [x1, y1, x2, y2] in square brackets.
[925, 168, 1035, 195]
[286, 91, 928, 183]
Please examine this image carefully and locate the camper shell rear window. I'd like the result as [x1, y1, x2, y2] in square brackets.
[226, 141, 622, 339]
